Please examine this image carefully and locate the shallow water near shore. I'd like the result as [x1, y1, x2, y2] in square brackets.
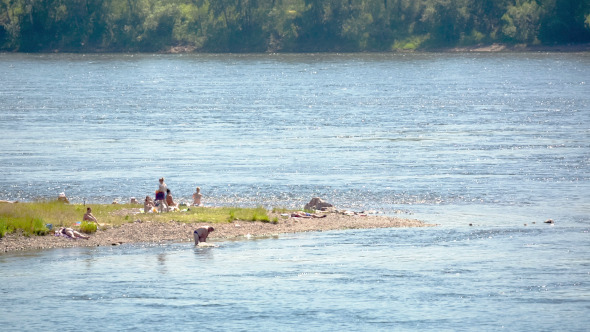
[1, 52, 589, 329]
[1, 225, 588, 331]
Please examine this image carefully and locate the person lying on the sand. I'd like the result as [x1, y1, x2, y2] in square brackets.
[290, 212, 327, 218]
[57, 227, 89, 240]
[194, 226, 214, 245]
[83, 207, 99, 225]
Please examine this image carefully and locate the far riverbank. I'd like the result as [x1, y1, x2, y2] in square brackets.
[439, 43, 590, 53]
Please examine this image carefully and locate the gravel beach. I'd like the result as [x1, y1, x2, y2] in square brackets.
[0, 212, 433, 253]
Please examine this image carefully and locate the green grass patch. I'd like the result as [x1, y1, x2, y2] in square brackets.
[392, 35, 430, 51]
[163, 206, 270, 224]
[0, 214, 48, 237]
[0, 218, 7, 238]
[0, 201, 273, 237]
[79, 221, 98, 233]
[271, 206, 291, 214]
[0, 201, 75, 236]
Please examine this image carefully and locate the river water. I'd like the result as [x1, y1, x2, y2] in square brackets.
[0, 52, 589, 330]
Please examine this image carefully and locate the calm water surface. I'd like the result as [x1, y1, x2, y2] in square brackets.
[0, 53, 589, 330]
[1, 226, 588, 331]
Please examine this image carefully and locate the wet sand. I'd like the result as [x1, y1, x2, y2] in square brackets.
[1, 212, 434, 253]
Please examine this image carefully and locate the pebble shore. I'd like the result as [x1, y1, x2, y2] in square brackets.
[0, 212, 434, 253]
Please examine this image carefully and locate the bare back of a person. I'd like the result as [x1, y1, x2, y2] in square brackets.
[166, 195, 175, 207]
[194, 226, 214, 245]
[193, 188, 202, 206]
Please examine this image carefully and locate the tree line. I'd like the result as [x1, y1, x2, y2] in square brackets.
[1, 0, 589, 52]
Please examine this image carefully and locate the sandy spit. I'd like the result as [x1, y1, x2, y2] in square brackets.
[1, 213, 434, 253]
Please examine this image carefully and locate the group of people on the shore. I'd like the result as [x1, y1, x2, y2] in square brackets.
[145, 178, 214, 245]
[143, 177, 203, 214]
[48, 178, 213, 245]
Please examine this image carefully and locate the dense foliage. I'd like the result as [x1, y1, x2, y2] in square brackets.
[1, 0, 589, 52]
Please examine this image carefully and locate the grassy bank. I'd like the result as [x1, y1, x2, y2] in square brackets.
[0, 201, 276, 238]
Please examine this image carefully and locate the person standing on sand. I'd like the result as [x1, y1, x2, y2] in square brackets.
[193, 187, 202, 206]
[155, 177, 168, 212]
[194, 226, 214, 245]
[83, 207, 99, 225]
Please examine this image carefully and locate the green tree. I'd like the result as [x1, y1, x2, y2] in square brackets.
[288, 0, 355, 51]
[415, 0, 472, 47]
[2, 0, 590, 52]
[501, 0, 543, 43]
[538, 0, 590, 43]
[264, 0, 303, 51]
[203, 0, 271, 52]
[0, 0, 26, 49]
[466, 0, 511, 43]
[172, 1, 208, 48]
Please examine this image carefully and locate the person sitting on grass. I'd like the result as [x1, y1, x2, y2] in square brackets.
[166, 189, 178, 211]
[57, 227, 89, 240]
[83, 207, 100, 225]
[144, 196, 156, 213]
[194, 226, 214, 245]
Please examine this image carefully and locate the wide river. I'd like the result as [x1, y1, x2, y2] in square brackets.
[0, 52, 589, 330]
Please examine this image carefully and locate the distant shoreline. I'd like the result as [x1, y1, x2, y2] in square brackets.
[2, 43, 589, 55]
[165, 43, 590, 54]
[436, 43, 590, 53]
[0, 211, 434, 253]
